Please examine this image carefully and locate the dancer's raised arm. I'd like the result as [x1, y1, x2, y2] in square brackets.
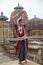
[12, 11, 24, 20]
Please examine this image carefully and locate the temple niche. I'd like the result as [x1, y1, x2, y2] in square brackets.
[10, 3, 28, 38]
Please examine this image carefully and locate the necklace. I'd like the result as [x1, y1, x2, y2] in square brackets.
[18, 26, 22, 34]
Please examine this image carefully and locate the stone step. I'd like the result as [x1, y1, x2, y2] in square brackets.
[3, 43, 16, 54]
[7, 49, 16, 54]
[4, 45, 15, 49]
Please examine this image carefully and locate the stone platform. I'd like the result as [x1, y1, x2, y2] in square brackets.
[0, 52, 40, 65]
[0, 60, 40, 65]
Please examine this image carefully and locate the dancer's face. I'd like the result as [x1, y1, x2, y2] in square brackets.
[19, 20, 23, 26]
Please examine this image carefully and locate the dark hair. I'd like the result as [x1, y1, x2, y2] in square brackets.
[18, 19, 22, 23]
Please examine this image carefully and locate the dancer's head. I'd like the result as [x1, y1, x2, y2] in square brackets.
[18, 18, 24, 26]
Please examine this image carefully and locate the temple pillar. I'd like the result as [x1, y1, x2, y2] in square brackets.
[37, 48, 42, 64]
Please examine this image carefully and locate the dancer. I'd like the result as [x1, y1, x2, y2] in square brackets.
[12, 12, 28, 65]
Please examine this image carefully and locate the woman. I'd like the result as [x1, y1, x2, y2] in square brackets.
[14, 18, 28, 65]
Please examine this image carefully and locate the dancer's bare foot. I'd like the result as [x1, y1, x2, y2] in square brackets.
[18, 60, 21, 64]
[25, 59, 27, 63]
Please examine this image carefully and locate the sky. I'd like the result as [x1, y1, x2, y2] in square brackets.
[0, 0, 43, 21]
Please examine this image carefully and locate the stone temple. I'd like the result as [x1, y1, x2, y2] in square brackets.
[0, 3, 43, 65]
